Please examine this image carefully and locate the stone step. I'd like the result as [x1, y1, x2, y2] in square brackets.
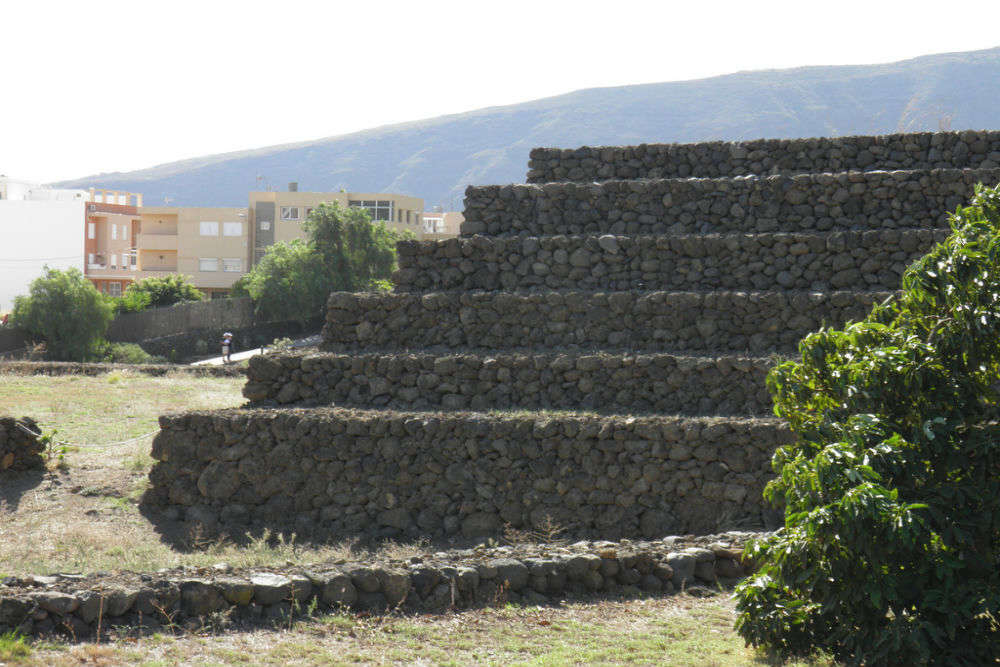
[322, 289, 888, 354]
[462, 168, 998, 237]
[526, 130, 1000, 183]
[243, 351, 777, 416]
[393, 229, 947, 293]
[149, 406, 792, 540]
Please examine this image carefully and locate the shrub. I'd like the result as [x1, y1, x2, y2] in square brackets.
[124, 274, 204, 309]
[11, 267, 114, 361]
[100, 342, 163, 365]
[734, 183, 1000, 665]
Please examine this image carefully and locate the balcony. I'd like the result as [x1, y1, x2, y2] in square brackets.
[140, 234, 178, 251]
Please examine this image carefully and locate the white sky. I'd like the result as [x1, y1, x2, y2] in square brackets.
[3, 0, 999, 183]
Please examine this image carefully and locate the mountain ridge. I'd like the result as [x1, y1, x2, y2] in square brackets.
[56, 46, 1000, 208]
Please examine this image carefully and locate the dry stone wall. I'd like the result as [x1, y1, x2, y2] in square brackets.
[321, 290, 886, 354]
[393, 230, 948, 293]
[147, 408, 790, 541]
[0, 416, 43, 471]
[242, 351, 774, 416]
[463, 168, 999, 237]
[146, 131, 980, 546]
[527, 130, 1000, 183]
[0, 361, 241, 378]
[0, 533, 755, 638]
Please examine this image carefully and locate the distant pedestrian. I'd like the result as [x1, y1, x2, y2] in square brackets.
[221, 332, 233, 363]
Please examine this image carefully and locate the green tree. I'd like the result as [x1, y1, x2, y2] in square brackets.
[303, 201, 403, 291]
[735, 183, 1000, 665]
[237, 240, 329, 324]
[239, 201, 408, 323]
[11, 267, 114, 361]
[124, 274, 204, 309]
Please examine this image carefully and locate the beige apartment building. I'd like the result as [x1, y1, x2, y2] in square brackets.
[249, 185, 423, 265]
[140, 206, 249, 296]
[85, 185, 427, 296]
[85, 189, 247, 297]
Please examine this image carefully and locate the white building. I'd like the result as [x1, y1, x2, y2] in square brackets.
[0, 177, 88, 312]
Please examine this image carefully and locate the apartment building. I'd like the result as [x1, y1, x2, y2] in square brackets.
[139, 206, 249, 297]
[249, 184, 423, 265]
[80, 184, 424, 296]
[84, 189, 143, 295]
[421, 211, 463, 240]
[85, 189, 247, 297]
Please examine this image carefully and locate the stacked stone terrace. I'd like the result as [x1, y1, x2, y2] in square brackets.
[148, 131, 1000, 544]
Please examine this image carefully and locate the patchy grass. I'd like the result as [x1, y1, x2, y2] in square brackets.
[23, 595, 834, 667]
[0, 372, 425, 576]
[0, 631, 32, 663]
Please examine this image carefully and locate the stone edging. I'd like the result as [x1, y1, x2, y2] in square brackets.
[0, 532, 760, 641]
[0, 361, 243, 378]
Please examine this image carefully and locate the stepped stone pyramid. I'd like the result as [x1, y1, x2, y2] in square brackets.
[149, 131, 1000, 543]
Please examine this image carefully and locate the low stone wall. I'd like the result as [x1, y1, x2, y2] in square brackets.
[462, 168, 998, 237]
[0, 361, 243, 378]
[146, 407, 790, 543]
[526, 130, 1000, 183]
[107, 297, 255, 344]
[393, 230, 947, 293]
[243, 351, 774, 416]
[0, 416, 43, 471]
[0, 533, 756, 639]
[322, 290, 886, 354]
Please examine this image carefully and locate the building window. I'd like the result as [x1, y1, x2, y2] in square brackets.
[199, 258, 219, 272]
[108, 282, 122, 297]
[304, 207, 314, 219]
[122, 224, 128, 240]
[111, 254, 118, 269]
[280, 206, 300, 221]
[259, 220, 271, 231]
[223, 222, 243, 236]
[200, 221, 219, 236]
[222, 258, 242, 272]
[88, 222, 95, 239]
[88, 253, 94, 266]
[348, 199, 393, 221]
[111, 224, 118, 240]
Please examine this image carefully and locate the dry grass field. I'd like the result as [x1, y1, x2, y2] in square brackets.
[0, 370, 832, 666]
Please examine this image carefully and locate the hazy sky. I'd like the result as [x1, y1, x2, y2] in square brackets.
[4, 0, 999, 183]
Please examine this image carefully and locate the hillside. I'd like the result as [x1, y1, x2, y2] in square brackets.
[56, 47, 1000, 209]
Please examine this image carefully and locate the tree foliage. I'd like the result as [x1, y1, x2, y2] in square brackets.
[735, 183, 1000, 665]
[11, 267, 114, 361]
[124, 274, 204, 309]
[238, 202, 408, 323]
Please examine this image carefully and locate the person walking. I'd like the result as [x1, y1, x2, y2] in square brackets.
[221, 332, 233, 363]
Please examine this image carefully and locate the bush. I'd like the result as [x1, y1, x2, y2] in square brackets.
[735, 183, 1000, 665]
[108, 289, 152, 315]
[124, 274, 204, 309]
[11, 267, 114, 361]
[100, 342, 165, 365]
